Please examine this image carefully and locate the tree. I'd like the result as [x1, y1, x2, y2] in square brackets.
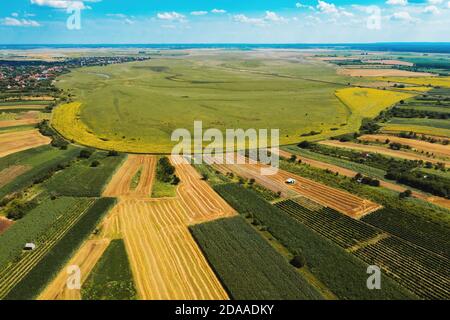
[399, 189, 412, 199]
[201, 173, 209, 181]
[79, 149, 93, 159]
[290, 250, 306, 268]
[90, 160, 100, 167]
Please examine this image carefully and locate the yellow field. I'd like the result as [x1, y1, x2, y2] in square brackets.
[51, 102, 167, 153]
[381, 124, 450, 138]
[335, 88, 414, 118]
[375, 76, 450, 88]
[395, 86, 433, 92]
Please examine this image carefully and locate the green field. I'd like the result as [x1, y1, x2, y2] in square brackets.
[43, 151, 125, 197]
[0, 145, 81, 200]
[82, 239, 137, 300]
[213, 183, 415, 299]
[388, 117, 450, 130]
[190, 216, 323, 300]
[3, 197, 116, 300]
[55, 52, 364, 152]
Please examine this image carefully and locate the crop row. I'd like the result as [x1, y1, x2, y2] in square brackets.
[4, 197, 116, 300]
[274, 199, 450, 299]
[213, 183, 414, 300]
[190, 216, 323, 300]
[354, 236, 450, 299]
[362, 207, 450, 258]
[0, 198, 96, 298]
[275, 199, 381, 248]
[0, 197, 93, 269]
[43, 151, 125, 197]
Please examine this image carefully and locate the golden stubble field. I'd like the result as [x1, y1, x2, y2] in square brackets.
[41, 154, 234, 300]
[0, 130, 51, 158]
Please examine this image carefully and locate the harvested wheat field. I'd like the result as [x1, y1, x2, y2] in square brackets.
[0, 130, 51, 158]
[103, 155, 156, 198]
[209, 153, 381, 218]
[0, 119, 40, 128]
[319, 140, 449, 166]
[276, 148, 450, 210]
[172, 155, 236, 223]
[38, 239, 110, 300]
[358, 134, 450, 160]
[364, 59, 414, 67]
[50, 155, 234, 300]
[0, 105, 46, 111]
[0, 165, 31, 188]
[117, 199, 229, 300]
[338, 68, 433, 77]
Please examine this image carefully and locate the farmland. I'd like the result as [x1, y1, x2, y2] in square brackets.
[81, 239, 137, 300]
[42, 151, 126, 197]
[3, 198, 116, 300]
[213, 183, 415, 299]
[209, 154, 381, 218]
[0, 145, 81, 200]
[53, 53, 392, 153]
[1, 47, 450, 301]
[190, 216, 323, 299]
[0, 130, 51, 158]
[376, 76, 450, 88]
[0, 197, 95, 298]
[319, 140, 449, 165]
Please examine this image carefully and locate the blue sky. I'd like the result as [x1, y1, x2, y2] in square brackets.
[1, 0, 449, 43]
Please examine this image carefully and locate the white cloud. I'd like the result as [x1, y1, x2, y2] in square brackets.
[264, 11, 288, 22]
[317, 1, 339, 14]
[106, 13, 127, 18]
[296, 2, 307, 8]
[391, 11, 413, 21]
[233, 14, 265, 26]
[211, 9, 226, 14]
[423, 5, 440, 14]
[124, 18, 134, 25]
[157, 12, 186, 22]
[341, 10, 354, 17]
[11, 12, 19, 17]
[2, 17, 40, 27]
[191, 11, 208, 16]
[30, 0, 95, 10]
[427, 0, 443, 4]
[448, 1, 450, 8]
[386, 0, 408, 6]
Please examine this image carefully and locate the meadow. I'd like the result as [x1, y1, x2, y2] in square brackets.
[82, 239, 137, 300]
[54, 52, 378, 153]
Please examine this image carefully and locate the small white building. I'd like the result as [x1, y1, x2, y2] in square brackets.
[24, 243, 36, 251]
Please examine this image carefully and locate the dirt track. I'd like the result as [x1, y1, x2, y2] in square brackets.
[277, 149, 450, 210]
[319, 140, 449, 166]
[209, 153, 381, 219]
[0, 130, 51, 158]
[358, 134, 450, 160]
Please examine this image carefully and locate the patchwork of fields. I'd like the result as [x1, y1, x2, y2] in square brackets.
[1, 49, 449, 301]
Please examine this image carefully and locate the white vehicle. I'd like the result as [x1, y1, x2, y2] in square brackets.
[285, 178, 296, 185]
